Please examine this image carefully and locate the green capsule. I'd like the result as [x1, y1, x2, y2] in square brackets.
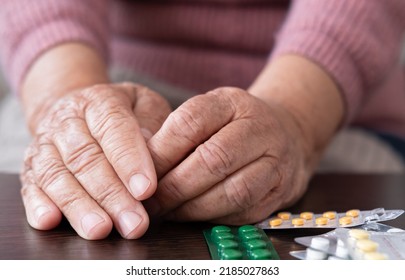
[238, 225, 258, 235]
[249, 248, 273, 260]
[211, 225, 231, 234]
[240, 231, 262, 241]
[216, 239, 239, 250]
[212, 232, 235, 243]
[243, 239, 267, 251]
[220, 249, 243, 260]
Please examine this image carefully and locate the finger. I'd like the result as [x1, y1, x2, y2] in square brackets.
[20, 153, 62, 230]
[160, 156, 282, 222]
[214, 174, 308, 225]
[83, 84, 157, 200]
[50, 113, 150, 239]
[148, 88, 241, 179]
[31, 141, 113, 240]
[130, 84, 172, 140]
[147, 118, 271, 215]
[21, 181, 63, 230]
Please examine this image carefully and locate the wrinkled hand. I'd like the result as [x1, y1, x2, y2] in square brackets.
[20, 83, 171, 239]
[146, 87, 314, 224]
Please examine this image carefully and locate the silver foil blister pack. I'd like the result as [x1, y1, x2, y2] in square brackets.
[257, 208, 404, 229]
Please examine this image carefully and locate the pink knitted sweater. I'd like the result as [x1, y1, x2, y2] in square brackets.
[1, 0, 405, 138]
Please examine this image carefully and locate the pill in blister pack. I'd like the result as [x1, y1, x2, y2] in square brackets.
[335, 227, 405, 260]
[203, 225, 279, 260]
[256, 208, 404, 229]
[292, 229, 351, 260]
[290, 223, 405, 260]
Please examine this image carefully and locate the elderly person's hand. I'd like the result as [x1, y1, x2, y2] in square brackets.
[21, 83, 171, 239]
[19, 44, 171, 240]
[145, 55, 344, 224]
[146, 87, 310, 223]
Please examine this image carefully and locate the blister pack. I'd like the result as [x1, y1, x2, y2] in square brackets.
[203, 225, 279, 260]
[290, 223, 405, 260]
[335, 227, 405, 260]
[256, 208, 404, 229]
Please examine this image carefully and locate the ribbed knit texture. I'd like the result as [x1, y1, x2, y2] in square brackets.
[109, 1, 286, 95]
[272, 0, 405, 126]
[0, 0, 109, 90]
[0, 0, 404, 138]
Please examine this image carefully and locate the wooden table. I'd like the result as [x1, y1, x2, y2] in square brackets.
[1, 172, 404, 260]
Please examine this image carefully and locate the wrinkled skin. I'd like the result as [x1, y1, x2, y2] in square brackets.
[146, 87, 313, 225]
[21, 83, 171, 240]
[20, 83, 314, 239]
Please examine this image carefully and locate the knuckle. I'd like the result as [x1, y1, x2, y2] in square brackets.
[36, 94, 86, 135]
[53, 95, 86, 122]
[20, 183, 30, 199]
[206, 87, 248, 116]
[196, 141, 233, 178]
[83, 84, 115, 101]
[32, 144, 70, 192]
[63, 141, 104, 176]
[91, 111, 125, 142]
[167, 108, 202, 145]
[210, 86, 244, 95]
[83, 87, 134, 135]
[57, 192, 88, 214]
[22, 142, 40, 177]
[90, 110, 132, 144]
[208, 87, 246, 103]
[84, 84, 132, 109]
[23, 143, 38, 164]
[20, 169, 35, 198]
[224, 176, 253, 211]
[107, 144, 131, 167]
[148, 146, 172, 177]
[92, 181, 127, 207]
[83, 84, 106, 94]
[119, 81, 136, 88]
[158, 173, 187, 203]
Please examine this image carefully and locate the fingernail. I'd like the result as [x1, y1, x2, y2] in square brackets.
[35, 206, 51, 223]
[143, 197, 161, 217]
[81, 213, 105, 236]
[140, 128, 153, 141]
[129, 174, 151, 199]
[119, 211, 142, 238]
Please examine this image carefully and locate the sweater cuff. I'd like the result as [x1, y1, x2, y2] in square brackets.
[271, 30, 363, 124]
[8, 20, 109, 94]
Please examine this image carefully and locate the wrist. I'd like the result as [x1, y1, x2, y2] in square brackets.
[21, 43, 109, 132]
[248, 55, 344, 163]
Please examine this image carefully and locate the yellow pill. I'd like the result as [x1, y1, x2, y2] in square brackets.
[346, 209, 360, 218]
[339, 216, 353, 225]
[315, 217, 329, 226]
[277, 212, 291, 220]
[269, 218, 283, 227]
[349, 229, 370, 240]
[299, 212, 313, 220]
[364, 252, 387, 260]
[356, 240, 378, 252]
[292, 218, 305, 226]
[322, 211, 336, 220]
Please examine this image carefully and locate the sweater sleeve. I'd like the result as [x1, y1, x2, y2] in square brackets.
[271, 0, 405, 123]
[0, 0, 110, 93]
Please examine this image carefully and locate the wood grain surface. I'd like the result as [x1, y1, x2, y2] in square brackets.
[1, 173, 404, 260]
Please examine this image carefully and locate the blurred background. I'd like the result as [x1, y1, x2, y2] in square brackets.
[0, 32, 404, 174]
